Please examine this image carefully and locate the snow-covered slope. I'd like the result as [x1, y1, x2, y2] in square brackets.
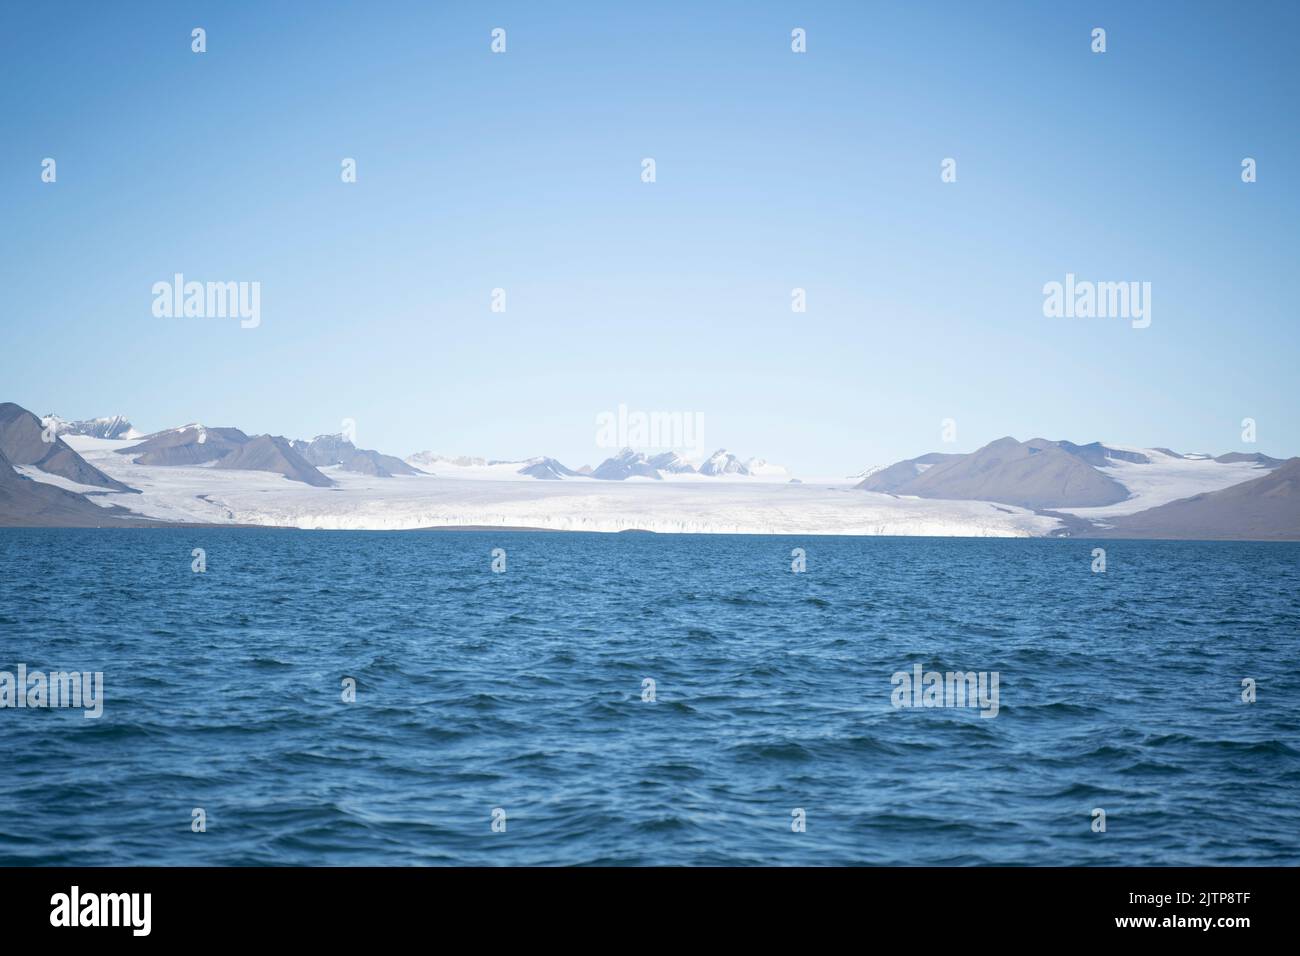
[744, 457, 790, 479]
[1052, 446, 1276, 520]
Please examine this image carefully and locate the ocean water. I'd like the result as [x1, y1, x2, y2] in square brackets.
[0, 528, 1297, 866]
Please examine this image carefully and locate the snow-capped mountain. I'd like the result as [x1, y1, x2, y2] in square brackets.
[293, 434, 422, 478]
[405, 451, 586, 481]
[646, 451, 697, 474]
[588, 448, 789, 481]
[44, 414, 141, 440]
[591, 449, 662, 480]
[406, 452, 488, 469]
[124, 424, 248, 465]
[517, 457, 581, 480]
[698, 449, 750, 476]
[401, 446, 790, 482]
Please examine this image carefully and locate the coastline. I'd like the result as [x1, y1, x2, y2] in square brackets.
[3, 520, 1298, 542]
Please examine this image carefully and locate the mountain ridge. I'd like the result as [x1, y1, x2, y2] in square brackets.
[123, 424, 332, 486]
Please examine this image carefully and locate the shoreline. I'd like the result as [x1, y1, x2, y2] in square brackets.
[1, 520, 1297, 542]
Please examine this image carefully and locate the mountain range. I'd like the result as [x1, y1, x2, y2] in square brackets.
[292, 434, 423, 478]
[412, 447, 786, 482]
[45, 414, 141, 440]
[0, 400, 1295, 538]
[121, 425, 333, 487]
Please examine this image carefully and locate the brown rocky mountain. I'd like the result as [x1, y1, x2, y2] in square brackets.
[0, 446, 141, 526]
[0, 402, 136, 493]
[1096, 458, 1300, 540]
[123, 425, 331, 486]
[213, 435, 333, 487]
[292, 434, 423, 478]
[858, 437, 1129, 509]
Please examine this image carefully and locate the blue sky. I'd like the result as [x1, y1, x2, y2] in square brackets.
[2, 1, 1296, 474]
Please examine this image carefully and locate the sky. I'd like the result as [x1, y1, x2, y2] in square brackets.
[2, 1, 1297, 475]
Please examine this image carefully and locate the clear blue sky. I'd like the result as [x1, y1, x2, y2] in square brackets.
[2, 1, 1296, 474]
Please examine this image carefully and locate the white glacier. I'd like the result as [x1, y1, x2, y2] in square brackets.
[53, 436, 1056, 536]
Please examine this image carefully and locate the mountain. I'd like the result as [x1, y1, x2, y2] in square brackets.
[124, 425, 331, 486]
[46, 414, 141, 440]
[849, 465, 887, 480]
[1097, 458, 1300, 540]
[0, 402, 136, 493]
[341, 449, 424, 477]
[124, 425, 250, 466]
[857, 438, 1131, 509]
[517, 457, 581, 480]
[402, 446, 783, 482]
[0, 446, 141, 526]
[1213, 452, 1284, 467]
[406, 452, 488, 469]
[591, 449, 663, 480]
[1051, 440, 1150, 467]
[589, 447, 786, 481]
[857, 437, 1290, 515]
[403, 450, 584, 479]
[894, 437, 1131, 509]
[854, 452, 961, 494]
[293, 434, 423, 477]
[215, 435, 333, 487]
[698, 449, 749, 477]
[292, 433, 354, 467]
[646, 451, 696, 474]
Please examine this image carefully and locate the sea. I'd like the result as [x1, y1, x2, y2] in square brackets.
[1, 528, 1297, 865]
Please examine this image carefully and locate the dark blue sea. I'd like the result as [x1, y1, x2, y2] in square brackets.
[1, 529, 1297, 866]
